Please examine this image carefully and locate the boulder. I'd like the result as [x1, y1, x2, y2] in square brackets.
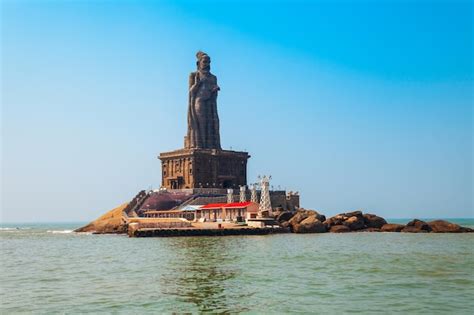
[323, 217, 339, 227]
[363, 214, 387, 229]
[280, 221, 291, 229]
[406, 219, 432, 232]
[324, 210, 363, 228]
[272, 210, 283, 218]
[380, 224, 405, 232]
[428, 220, 473, 233]
[288, 212, 310, 226]
[324, 215, 347, 227]
[401, 226, 429, 233]
[329, 225, 351, 233]
[288, 209, 325, 230]
[293, 216, 327, 233]
[276, 211, 296, 223]
[342, 210, 363, 218]
[343, 216, 365, 231]
[297, 208, 326, 222]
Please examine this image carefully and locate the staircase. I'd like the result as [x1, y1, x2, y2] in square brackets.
[123, 190, 148, 218]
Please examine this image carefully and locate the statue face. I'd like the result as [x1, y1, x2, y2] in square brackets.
[198, 56, 211, 72]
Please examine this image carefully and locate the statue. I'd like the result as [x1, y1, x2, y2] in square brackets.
[185, 51, 221, 149]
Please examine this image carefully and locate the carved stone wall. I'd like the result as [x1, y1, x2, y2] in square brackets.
[159, 149, 250, 189]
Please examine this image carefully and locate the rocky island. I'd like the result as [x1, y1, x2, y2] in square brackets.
[75, 52, 472, 237]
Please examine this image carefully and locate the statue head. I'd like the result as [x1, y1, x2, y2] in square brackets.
[196, 51, 211, 73]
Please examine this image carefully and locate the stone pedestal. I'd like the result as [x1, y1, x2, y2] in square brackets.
[159, 148, 250, 189]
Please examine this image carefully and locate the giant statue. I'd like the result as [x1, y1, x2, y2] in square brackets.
[159, 51, 250, 189]
[185, 51, 221, 149]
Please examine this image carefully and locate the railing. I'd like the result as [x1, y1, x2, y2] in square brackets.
[122, 190, 148, 218]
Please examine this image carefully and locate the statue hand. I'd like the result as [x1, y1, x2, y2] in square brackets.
[190, 73, 200, 93]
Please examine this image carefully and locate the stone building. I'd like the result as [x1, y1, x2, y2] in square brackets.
[160, 149, 249, 189]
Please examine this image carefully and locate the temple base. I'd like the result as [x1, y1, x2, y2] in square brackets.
[159, 148, 250, 189]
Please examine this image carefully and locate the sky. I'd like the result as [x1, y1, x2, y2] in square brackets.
[1, 0, 472, 222]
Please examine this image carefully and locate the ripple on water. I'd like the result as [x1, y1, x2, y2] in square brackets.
[0, 226, 473, 314]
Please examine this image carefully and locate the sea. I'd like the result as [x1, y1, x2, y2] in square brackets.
[1, 219, 473, 314]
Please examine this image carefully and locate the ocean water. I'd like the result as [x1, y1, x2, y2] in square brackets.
[1, 220, 473, 314]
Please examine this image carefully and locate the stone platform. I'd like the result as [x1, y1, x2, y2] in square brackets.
[129, 226, 288, 237]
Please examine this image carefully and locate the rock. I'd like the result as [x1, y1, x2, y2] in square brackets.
[406, 219, 432, 232]
[329, 225, 351, 233]
[323, 218, 336, 228]
[428, 220, 473, 233]
[359, 227, 381, 232]
[297, 208, 326, 222]
[324, 215, 346, 227]
[75, 202, 129, 234]
[324, 211, 364, 228]
[363, 214, 387, 229]
[272, 210, 283, 218]
[343, 216, 365, 231]
[288, 212, 310, 226]
[380, 224, 405, 232]
[276, 211, 295, 223]
[293, 216, 327, 233]
[401, 226, 429, 233]
[280, 221, 291, 229]
[342, 210, 363, 218]
[288, 209, 326, 232]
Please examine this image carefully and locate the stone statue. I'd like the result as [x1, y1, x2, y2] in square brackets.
[185, 51, 221, 149]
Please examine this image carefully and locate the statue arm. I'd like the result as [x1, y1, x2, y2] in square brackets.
[189, 72, 199, 95]
[211, 75, 220, 93]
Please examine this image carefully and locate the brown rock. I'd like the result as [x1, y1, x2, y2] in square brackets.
[343, 210, 363, 218]
[325, 211, 363, 228]
[288, 212, 310, 226]
[276, 211, 296, 223]
[272, 210, 283, 218]
[297, 208, 326, 222]
[324, 215, 346, 227]
[293, 216, 327, 233]
[280, 221, 291, 229]
[288, 209, 325, 227]
[329, 225, 351, 233]
[428, 220, 473, 233]
[380, 224, 405, 232]
[75, 202, 129, 234]
[323, 218, 337, 227]
[363, 214, 387, 229]
[406, 219, 432, 232]
[343, 216, 365, 230]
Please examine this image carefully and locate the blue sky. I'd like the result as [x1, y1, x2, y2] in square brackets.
[1, 0, 472, 222]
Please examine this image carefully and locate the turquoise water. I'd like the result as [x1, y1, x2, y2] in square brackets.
[1, 220, 473, 314]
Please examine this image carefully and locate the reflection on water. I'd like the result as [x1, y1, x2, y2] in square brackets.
[161, 237, 245, 313]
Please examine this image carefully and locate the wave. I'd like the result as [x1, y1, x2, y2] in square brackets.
[47, 230, 74, 234]
[0, 227, 31, 231]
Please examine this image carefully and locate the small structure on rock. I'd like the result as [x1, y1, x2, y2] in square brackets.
[258, 175, 273, 218]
